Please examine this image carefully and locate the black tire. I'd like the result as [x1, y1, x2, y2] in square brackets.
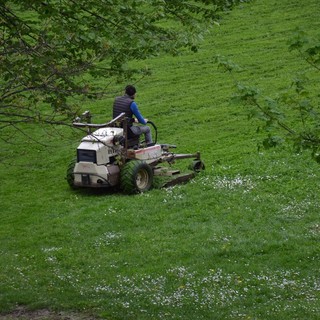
[189, 160, 205, 173]
[120, 160, 153, 194]
[66, 159, 77, 188]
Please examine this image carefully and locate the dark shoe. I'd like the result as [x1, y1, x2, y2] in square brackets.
[146, 142, 155, 147]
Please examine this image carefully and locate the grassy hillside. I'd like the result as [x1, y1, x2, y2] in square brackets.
[1, 0, 319, 319]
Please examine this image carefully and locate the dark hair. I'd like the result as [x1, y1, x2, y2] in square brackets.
[125, 85, 136, 97]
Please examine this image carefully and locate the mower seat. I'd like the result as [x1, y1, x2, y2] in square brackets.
[127, 127, 140, 149]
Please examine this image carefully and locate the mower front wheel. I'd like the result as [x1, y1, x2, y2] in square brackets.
[189, 160, 205, 173]
[120, 160, 153, 194]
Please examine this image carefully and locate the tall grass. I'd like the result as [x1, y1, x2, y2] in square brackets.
[1, 0, 319, 319]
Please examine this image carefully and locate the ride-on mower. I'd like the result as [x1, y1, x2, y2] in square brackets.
[67, 112, 205, 194]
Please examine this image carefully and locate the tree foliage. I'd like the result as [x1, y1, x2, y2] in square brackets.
[230, 30, 320, 162]
[0, 0, 245, 135]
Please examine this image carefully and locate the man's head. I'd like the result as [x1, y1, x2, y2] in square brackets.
[125, 85, 136, 98]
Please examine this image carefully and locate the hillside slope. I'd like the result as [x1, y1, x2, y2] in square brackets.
[1, 0, 319, 319]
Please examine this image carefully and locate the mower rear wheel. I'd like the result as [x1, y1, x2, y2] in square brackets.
[120, 160, 153, 194]
[66, 159, 77, 188]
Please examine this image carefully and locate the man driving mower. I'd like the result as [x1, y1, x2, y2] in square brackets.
[113, 85, 153, 146]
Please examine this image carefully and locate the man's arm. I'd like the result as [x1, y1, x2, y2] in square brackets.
[130, 101, 147, 124]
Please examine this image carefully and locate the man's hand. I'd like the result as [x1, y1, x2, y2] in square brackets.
[134, 117, 149, 123]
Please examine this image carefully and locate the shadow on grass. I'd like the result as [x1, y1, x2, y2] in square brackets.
[66, 174, 188, 197]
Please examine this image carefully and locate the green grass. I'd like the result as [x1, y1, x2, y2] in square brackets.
[1, 0, 320, 319]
